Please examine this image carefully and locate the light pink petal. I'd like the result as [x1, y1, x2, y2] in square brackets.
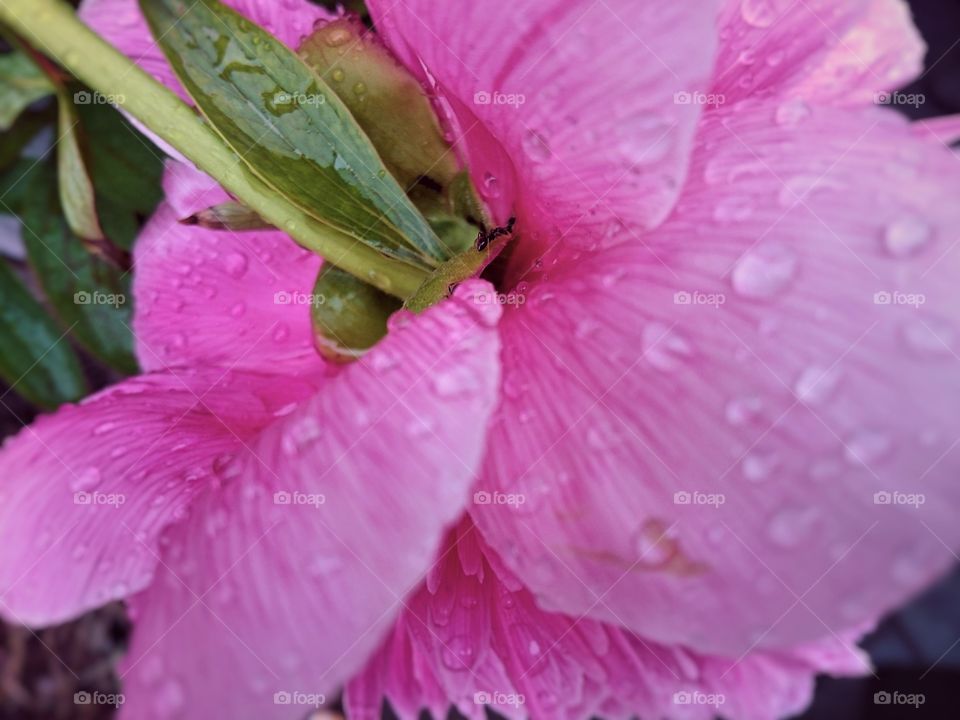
[789, 0, 925, 106]
[347, 521, 868, 720]
[132, 162, 322, 372]
[471, 103, 960, 657]
[0, 369, 316, 627]
[711, 0, 922, 105]
[368, 0, 720, 237]
[118, 283, 502, 719]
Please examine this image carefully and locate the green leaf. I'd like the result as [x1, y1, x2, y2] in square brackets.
[0, 258, 87, 408]
[75, 98, 165, 250]
[7, 160, 139, 374]
[310, 264, 400, 363]
[298, 17, 459, 190]
[56, 87, 105, 242]
[0, 51, 53, 131]
[140, 0, 445, 267]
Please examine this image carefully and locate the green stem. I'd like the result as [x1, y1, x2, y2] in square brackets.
[0, 0, 428, 299]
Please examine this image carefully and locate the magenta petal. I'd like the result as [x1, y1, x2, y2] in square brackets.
[368, 0, 719, 236]
[116, 283, 502, 718]
[0, 370, 316, 627]
[471, 104, 960, 656]
[347, 522, 868, 720]
[132, 163, 322, 373]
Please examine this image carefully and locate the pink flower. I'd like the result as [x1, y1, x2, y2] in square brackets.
[2, 0, 959, 718]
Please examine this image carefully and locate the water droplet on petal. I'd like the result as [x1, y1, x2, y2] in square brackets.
[902, 318, 955, 357]
[883, 217, 933, 257]
[775, 98, 811, 128]
[72, 468, 102, 492]
[742, 0, 777, 27]
[643, 323, 693, 372]
[768, 507, 819, 547]
[282, 416, 322, 456]
[440, 634, 477, 672]
[522, 130, 551, 162]
[794, 365, 842, 405]
[725, 396, 762, 426]
[742, 452, 778, 482]
[481, 171, 502, 198]
[225, 252, 249, 278]
[731, 245, 798, 299]
[845, 430, 892, 467]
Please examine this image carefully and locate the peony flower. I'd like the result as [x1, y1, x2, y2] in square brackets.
[2, 0, 959, 718]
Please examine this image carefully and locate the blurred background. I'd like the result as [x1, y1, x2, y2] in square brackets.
[1, 0, 959, 718]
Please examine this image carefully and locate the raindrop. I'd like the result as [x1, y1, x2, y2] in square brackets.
[725, 396, 762, 426]
[844, 430, 892, 466]
[794, 365, 842, 405]
[742, 0, 777, 27]
[481, 171, 502, 198]
[522, 130, 551, 162]
[225, 252, 249, 278]
[883, 217, 933, 258]
[642, 323, 693, 372]
[768, 507, 818, 547]
[731, 245, 798, 299]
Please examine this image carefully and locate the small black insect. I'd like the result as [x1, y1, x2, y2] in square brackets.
[475, 216, 517, 252]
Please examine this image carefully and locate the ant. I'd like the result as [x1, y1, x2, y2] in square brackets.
[475, 216, 516, 252]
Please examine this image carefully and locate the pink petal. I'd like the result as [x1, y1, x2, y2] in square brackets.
[132, 162, 322, 372]
[789, 0, 926, 106]
[712, 0, 911, 104]
[347, 520, 868, 720]
[368, 0, 720, 236]
[118, 283, 503, 718]
[471, 103, 960, 657]
[0, 369, 318, 627]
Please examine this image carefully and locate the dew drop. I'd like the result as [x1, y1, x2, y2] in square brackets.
[794, 365, 842, 405]
[883, 217, 933, 258]
[731, 245, 798, 299]
[481, 171, 502, 198]
[902, 318, 955, 357]
[72, 468, 102, 492]
[225, 252, 249, 278]
[844, 430, 892, 466]
[742, 0, 777, 27]
[282, 416, 323, 456]
[522, 130, 551, 162]
[725, 396, 762, 426]
[768, 507, 819, 547]
[775, 98, 811, 128]
[742, 452, 778, 482]
[642, 323, 692, 372]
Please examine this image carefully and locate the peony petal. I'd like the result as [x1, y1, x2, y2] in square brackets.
[368, 0, 720, 238]
[0, 369, 317, 627]
[470, 103, 960, 656]
[789, 0, 926, 106]
[117, 283, 503, 718]
[347, 520, 868, 720]
[711, 0, 921, 105]
[132, 162, 322, 372]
